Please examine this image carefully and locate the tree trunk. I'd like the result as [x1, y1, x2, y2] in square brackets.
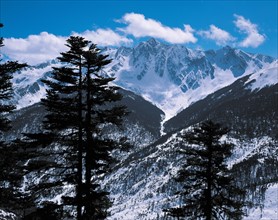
[206, 143, 212, 220]
[77, 58, 83, 220]
[84, 64, 93, 217]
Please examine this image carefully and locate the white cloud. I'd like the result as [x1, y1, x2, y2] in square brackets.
[2, 32, 67, 65]
[2, 13, 267, 65]
[234, 14, 265, 48]
[74, 28, 133, 46]
[2, 29, 132, 65]
[118, 13, 197, 44]
[198, 25, 235, 46]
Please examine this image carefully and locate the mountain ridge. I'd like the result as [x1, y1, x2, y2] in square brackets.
[11, 38, 277, 121]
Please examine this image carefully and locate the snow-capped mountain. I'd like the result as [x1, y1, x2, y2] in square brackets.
[3, 39, 278, 219]
[103, 39, 276, 120]
[12, 38, 277, 121]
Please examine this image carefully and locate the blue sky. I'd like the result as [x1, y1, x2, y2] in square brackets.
[1, 0, 277, 64]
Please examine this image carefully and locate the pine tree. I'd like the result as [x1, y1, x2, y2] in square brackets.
[40, 36, 88, 219]
[24, 36, 127, 219]
[0, 23, 29, 210]
[0, 23, 27, 133]
[165, 120, 246, 220]
[81, 43, 129, 219]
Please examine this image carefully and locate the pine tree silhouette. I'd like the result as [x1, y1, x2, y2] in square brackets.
[165, 120, 246, 220]
[23, 36, 127, 219]
[0, 23, 29, 211]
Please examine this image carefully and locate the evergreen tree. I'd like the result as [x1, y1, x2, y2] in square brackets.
[40, 36, 88, 219]
[0, 23, 27, 134]
[165, 120, 246, 220]
[0, 23, 29, 210]
[24, 36, 127, 219]
[81, 43, 126, 219]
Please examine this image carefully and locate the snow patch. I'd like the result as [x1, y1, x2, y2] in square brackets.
[244, 183, 278, 220]
[0, 209, 17, 220]
[245, 61, 278, 91]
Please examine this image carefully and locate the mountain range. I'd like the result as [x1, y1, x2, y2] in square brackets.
[1, 38, 278, 219]
[12, 38, 277, 121]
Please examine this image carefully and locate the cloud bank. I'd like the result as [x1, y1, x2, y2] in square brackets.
[73, 28, 132, 46]
[2, 13, 267, 65]
[234, 14, 265, 48]
[198, 25, 235, 46]
[2, 32, 67, 65]
[118, 13, 197, 44]
[2, 29, 132, 65]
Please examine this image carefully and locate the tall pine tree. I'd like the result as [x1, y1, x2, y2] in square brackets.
[41, 36, 88, 219]
[0, 24, 31, 212]
[165, 120, 246, 220]
[25, 36, 127, 219]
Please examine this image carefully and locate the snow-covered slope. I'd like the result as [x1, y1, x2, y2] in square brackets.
[245, 183, 278, 220]
[0, 209, 17, 220]
[11, 39, 276, 121]
[103, 130, 278, 220]
[12, 60, 60, 108]
[245, 60, 278, 91]
[102, 39, 276, 120]
[164, 65, 278, 136]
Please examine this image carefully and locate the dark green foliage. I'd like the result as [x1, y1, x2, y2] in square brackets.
[0, 23, 29, 211]
[165, 121, 246, 220]
[24, 36, 127, 219]
[0, 141, 35, 212]
[22, 202, 63, 220]
[0, 24, 27, 132]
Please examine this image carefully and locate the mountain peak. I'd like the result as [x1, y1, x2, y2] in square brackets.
[217, 45, 236, 54]
[223, 45, 233, 50]
[146, 38, 161, 47]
